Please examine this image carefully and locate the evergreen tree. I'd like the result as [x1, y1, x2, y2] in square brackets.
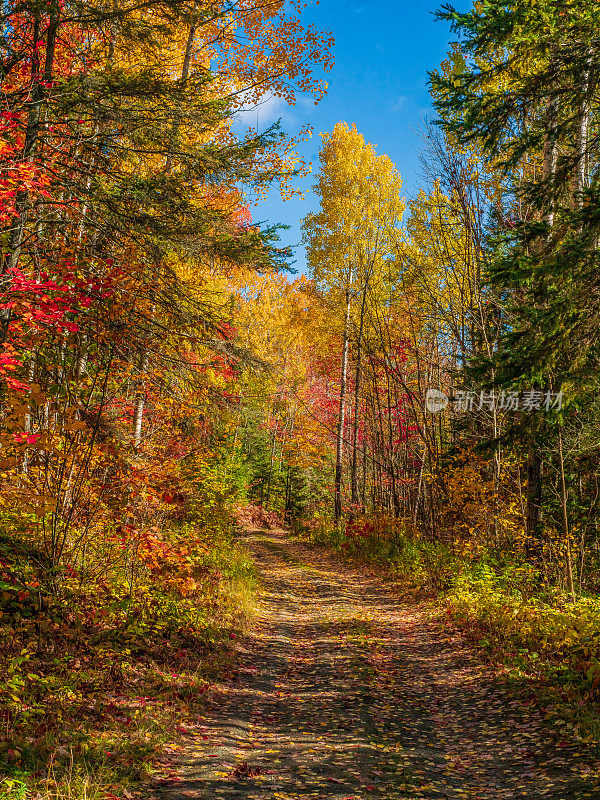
[432, 0, 600, 566]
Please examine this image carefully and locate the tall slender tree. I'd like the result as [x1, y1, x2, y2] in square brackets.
[302, 122, 405, 520]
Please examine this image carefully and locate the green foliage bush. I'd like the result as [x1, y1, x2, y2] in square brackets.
[449, 564, 600, 691]
[296, 514, 457, 591]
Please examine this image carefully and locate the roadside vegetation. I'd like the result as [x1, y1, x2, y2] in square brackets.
[1, 481, 258, 799]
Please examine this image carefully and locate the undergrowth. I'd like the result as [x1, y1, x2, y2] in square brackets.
[0, 508, 257, 799]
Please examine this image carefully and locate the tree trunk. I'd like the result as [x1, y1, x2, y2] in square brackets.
[164, 15, 198, 174]
[525, 445, 543, 558]
[385, 372, 400, 518]
[132, 351, 148, 449]
[525, 69, 558, 551]
[4, 12, 59, 274]
[350, 282, 368, 506]
[334, 289, 351, 521]
[573, 47, 592, 204]
[558, 426, 575, 602]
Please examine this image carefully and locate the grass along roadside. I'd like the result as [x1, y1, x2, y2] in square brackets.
[292, 514, 600, 745]
[0, 515, 258, 800]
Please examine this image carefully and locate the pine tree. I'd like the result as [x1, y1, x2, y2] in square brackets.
[432, 0, 600, 567]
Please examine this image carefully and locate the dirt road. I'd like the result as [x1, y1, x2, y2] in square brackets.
[156, 527, 600, 799]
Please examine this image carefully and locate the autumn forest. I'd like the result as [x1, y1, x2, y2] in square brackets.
[3, 1, 600, 798]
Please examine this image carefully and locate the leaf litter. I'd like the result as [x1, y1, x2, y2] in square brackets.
[153, 526, 600, 799]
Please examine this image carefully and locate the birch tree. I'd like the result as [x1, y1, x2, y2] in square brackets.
[302, 122, 405, 520]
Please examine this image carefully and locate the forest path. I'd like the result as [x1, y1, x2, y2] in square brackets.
[156, 526, 600, 800]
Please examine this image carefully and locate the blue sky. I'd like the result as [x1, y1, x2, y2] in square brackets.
[237, 0, 453, 275]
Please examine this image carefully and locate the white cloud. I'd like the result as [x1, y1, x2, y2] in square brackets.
[390, 95, 407, 113]
[234, 92, 286, 129]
